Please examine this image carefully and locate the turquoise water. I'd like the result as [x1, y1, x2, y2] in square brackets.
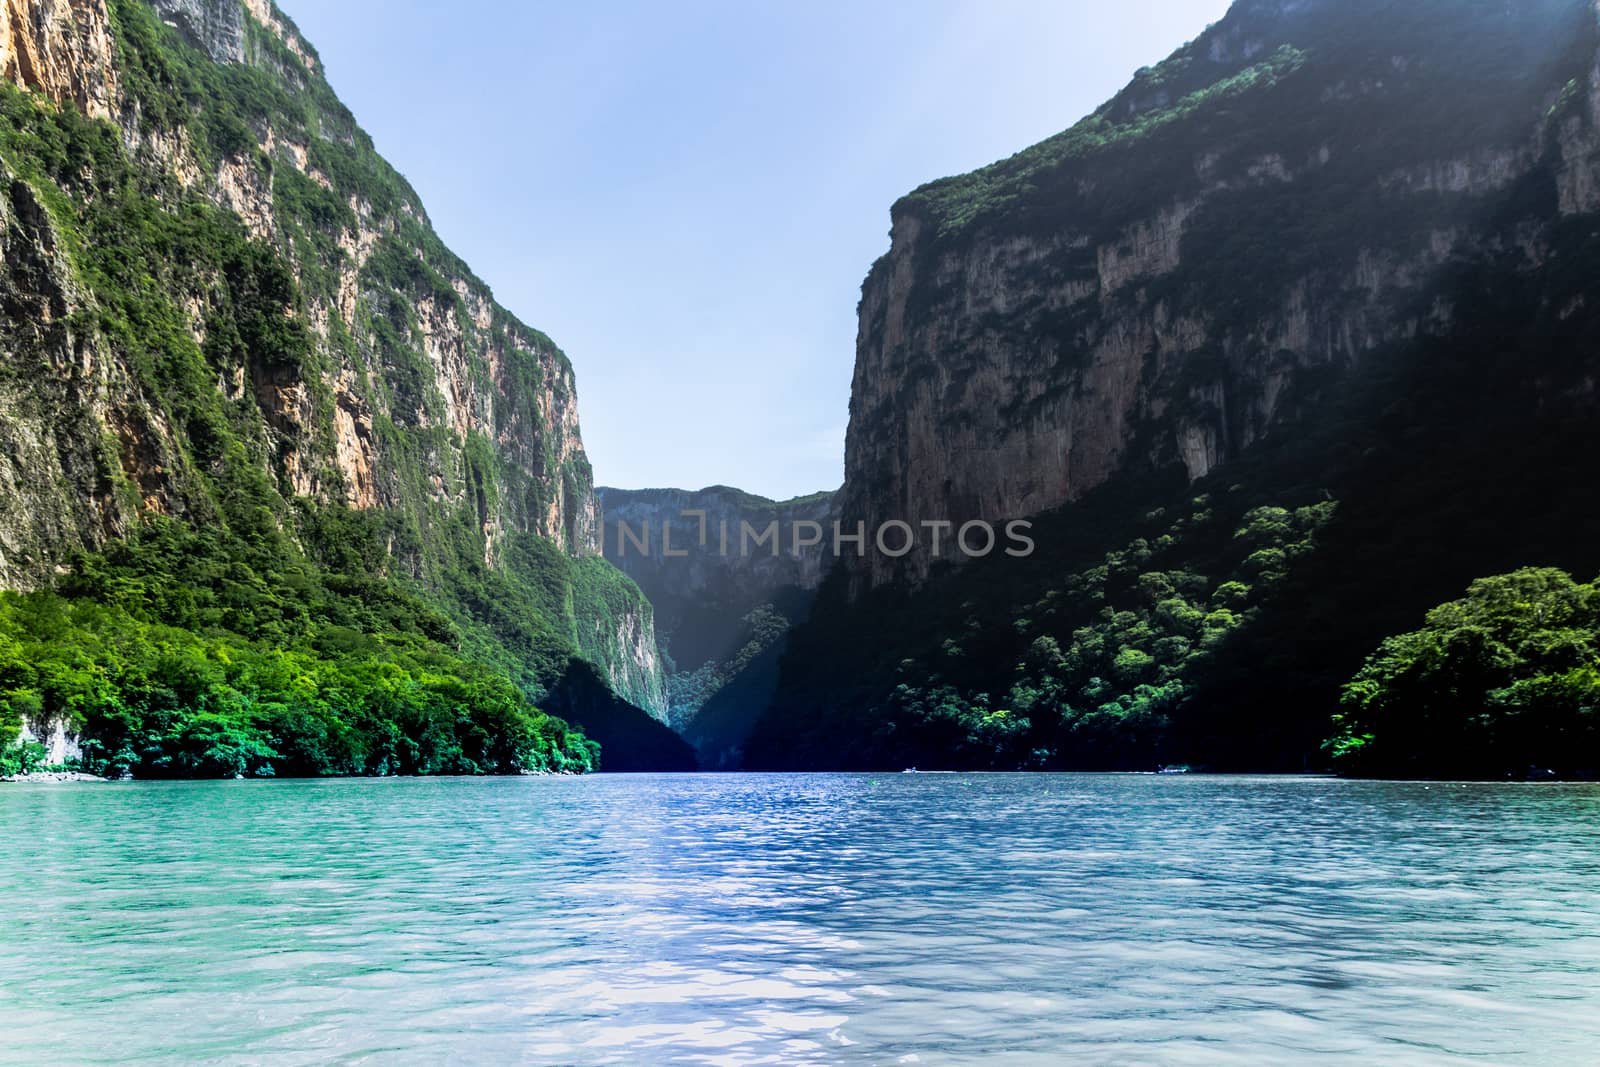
[2, 774, 1599, 1064]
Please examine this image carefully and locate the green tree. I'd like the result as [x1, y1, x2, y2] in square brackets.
[1329, 568, 1600, 776]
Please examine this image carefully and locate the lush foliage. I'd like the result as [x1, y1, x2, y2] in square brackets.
[929, 500, 1334, 769]
[666, 605, 791, 729]
[0, 511, 600, 778]
[0, 3, 684, 774]
[1330, 570, 1600, 777]
[0, 590, 596, 779]
[0, 699, 44, 777]
[749, 489, 1334, 771]
[0, 588, 598, 780]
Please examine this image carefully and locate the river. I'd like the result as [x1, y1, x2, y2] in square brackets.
[2, 774, 1598, 1064]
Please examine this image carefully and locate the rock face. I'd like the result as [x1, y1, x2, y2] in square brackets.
[748, 0, 1600, 772]
[585, 596, 668, 722]
[0, 0, 664, 713]
[0, 0, 120, 119]
[597, 486, 836, 669]
[0, 164, 122, 580]
[148, 0, 244, 64]
[597, 485, 836, 766]
[840, 0, 1600, 586]
[20, 714, 81, 766]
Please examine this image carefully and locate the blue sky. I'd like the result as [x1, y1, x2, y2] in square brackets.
[278, 0, 1232, 500]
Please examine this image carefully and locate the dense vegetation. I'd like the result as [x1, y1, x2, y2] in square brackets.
[0, 2, 683, 774]
[0, 592, 597, 779]
[668, 605, 797, 770]
[665, 605, 792, 729]
[1331, 569, 1600, 778]
[750, 0, 1600, 776]
[747, 485, 1336, 771]
[0, 511, 606, 777]
[754, 203, 1600, 776]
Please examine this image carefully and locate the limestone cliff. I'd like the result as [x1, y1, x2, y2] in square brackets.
[841, 0, 1600, 586]
[751, 0, 1600, 772]
[597, 485, 836, 765]
[0, 0, 665, 717]
[0, 0, 119, 120]
[597, 486, 836, 669]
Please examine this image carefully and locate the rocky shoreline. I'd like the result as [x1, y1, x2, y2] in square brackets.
[1, 771, 108, 784]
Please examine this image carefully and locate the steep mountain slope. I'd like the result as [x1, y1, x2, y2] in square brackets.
[749, 0, 1600, 772]
[597, 485, 834, 768]
[0, 0, 684, 773]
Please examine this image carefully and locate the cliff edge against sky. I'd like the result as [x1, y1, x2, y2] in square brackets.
[0, 0, 689, 774]
[750, 0, 1600, 773]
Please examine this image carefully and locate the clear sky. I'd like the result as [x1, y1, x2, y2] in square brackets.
[277, 0, 1232, 500]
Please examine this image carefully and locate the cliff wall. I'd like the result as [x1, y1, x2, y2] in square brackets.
[597, 485, 836, 763]
[0, 0, 665, 717]
[842, 0, 1600, 585]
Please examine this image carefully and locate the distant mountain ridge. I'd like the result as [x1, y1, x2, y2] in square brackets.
[596, 485, 835, 768]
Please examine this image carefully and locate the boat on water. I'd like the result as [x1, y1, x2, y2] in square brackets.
[1158, 765, 1191, 775]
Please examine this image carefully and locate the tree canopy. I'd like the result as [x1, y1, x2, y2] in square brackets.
[1330, 568, 1600, 777]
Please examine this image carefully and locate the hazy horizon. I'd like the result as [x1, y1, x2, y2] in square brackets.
[278, 0, 1232, 499]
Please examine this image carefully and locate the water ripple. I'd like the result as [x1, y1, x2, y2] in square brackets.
[2, 775, 1599, 1064]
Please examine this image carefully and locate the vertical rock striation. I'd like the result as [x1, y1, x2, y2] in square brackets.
[840, 0, 1600, 586]
[0, 0, 664, 714]
[0, 0, 120, 119]
[748, 0, 1600, 772]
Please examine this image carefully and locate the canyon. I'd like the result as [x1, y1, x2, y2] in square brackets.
[7, 0, 1600, 777]
[596, 485, 834, 768]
